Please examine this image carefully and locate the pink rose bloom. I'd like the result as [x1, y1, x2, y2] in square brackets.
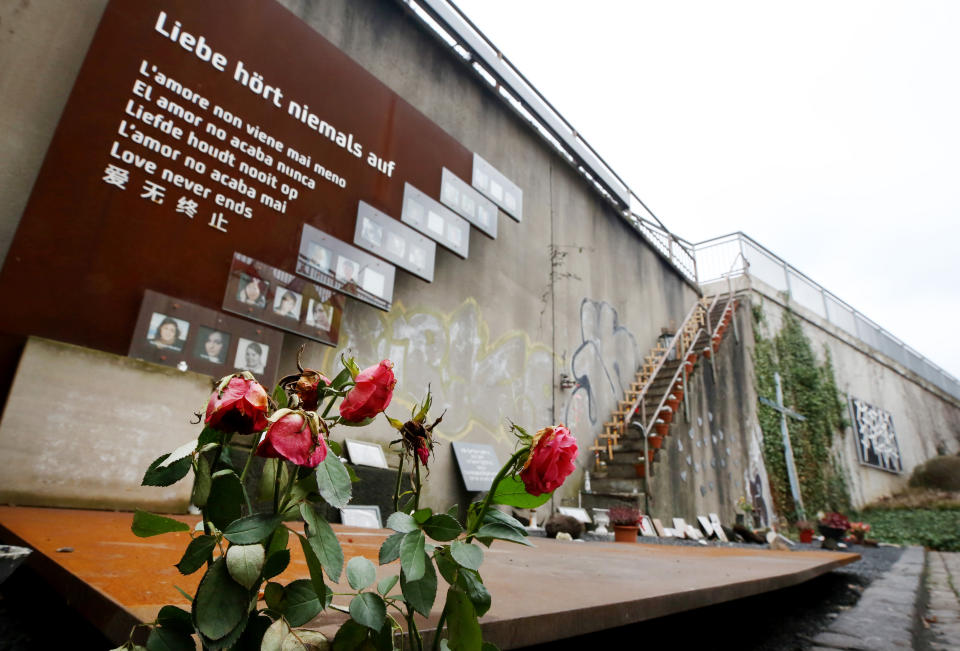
[519, 425, 578, 496]
[295, 370, 330, 411]
[339, 360, 396, 422]
[204, 376, 269, 434]
[256, 412, 327, 468]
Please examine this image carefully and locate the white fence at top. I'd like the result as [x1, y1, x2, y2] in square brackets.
[695, 232, 960, 400]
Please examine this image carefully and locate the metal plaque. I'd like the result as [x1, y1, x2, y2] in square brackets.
[472, 153, 523, 222]
[401, 183, 470, 259]
[451, 442, 500, 492]
[440, 167, 498, 239]
[850, 397, 902, 473]
[354, 201, 436, 282]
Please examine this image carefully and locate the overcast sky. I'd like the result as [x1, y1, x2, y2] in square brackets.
[453, 0, 960, 381]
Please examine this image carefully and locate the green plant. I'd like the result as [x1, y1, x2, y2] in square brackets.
[607, 507, 641, 526]
[909, 456, 960, 491]
[856, 507, 960, 551]
[118, 353, 579, 650]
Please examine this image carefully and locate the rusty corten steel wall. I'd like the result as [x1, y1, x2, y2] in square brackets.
[0, 0, 471, 361]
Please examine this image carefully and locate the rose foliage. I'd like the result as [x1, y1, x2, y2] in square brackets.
[125, 352, 578, 651]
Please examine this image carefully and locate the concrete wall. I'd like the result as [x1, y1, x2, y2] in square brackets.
[0, 0, 698, 515]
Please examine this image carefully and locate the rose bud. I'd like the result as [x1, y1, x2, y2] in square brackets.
[339, 360, 396, 422]
[519, 425, 578, 496]
[255, 410, 327, 468]
[294, 369, 330, 411]
[204, 374, 270, 434]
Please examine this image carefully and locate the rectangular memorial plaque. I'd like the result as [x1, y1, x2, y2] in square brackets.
[672, 518, 688, 539]
[354, 201, 436, 282]
[223, 252, 343, 345]
[639, 515, 657, 537]
[709, 513, 728, 542]
[451, 442, 500, 492]
[697, 515, 715, 538]
[340, 505, 383, 529]
[652, 518, 667, 537]
[401, 183, 470, 259]
[472, 153, 523, 222]
[130, 289, 283, 385]
[345, 439, 389, 469]
[850, 396, 903, 473]
[297, 224, 396, 311]
[440, 168, 498, 239]
[557, 507, 591, 524]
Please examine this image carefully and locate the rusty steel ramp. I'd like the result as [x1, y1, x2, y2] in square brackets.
[0, 506, 859, 648]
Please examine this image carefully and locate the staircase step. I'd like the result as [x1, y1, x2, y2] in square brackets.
[580, 490, 646, 512]
[588, 477, 649, 495]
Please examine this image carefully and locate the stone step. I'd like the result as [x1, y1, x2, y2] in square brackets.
[589, 476, 649, 495]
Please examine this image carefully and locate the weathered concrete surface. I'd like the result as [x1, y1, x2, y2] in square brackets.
[0, 505, 859, 648]
[0, 338, 207, 511]
[926, 551, 960, 651]
[810, 545, 924, 650]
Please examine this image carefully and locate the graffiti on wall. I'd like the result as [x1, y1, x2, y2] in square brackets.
[745, 424, 773, 526]
[851, 397, 902, 473]
[320, 298, 553, 443]
[563, 299, 639, 439]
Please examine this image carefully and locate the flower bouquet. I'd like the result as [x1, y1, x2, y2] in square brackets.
[608, 506, 641, 543]
[116, 351, 578, 650]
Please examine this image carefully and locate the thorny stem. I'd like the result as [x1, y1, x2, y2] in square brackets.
[393, 452, 406, 513]
[405, 604, 424, 651]
[273, 459, 282, 514]
[431, 603, 448, 651]
[277, 463, 299, 514]
[412, 457, 422, 513]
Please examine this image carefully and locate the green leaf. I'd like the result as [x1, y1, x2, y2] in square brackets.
[349, 592, 386, 632]
[263, 549, 290, 580]
[226, 544, 265, 589]
[386, 512, 418, 533]
[413, 508, 432, 524]
[457, 569, 491, 617]
[267, 524, 289, 557]
[142, 454, 192, 487]
[315, 452, 352, 509]
[236, 613, 273, 651]
[434, 549, 459, 584]
[327, 439, 343, 457]
[378, 532, 404, 565]
[330, 365, 354, 389]
[447, 505, 460, 519]
[450, 541, 483, 570]
[173, 585, 194, 603]
[264, 582, 285, 612]
[258, 458, 278, 503]
[146, 626, 195, 651]
[198, 426, 221, 447]
[490, 476, 552, 508]
[132, 510, 190, 537]
[400, 552, 437, 617]
[481, 509, 526, 532]
[156, 605, 193, 636]
[192, 455, 212, 507]
[445, 588, 482, 651]
[297, 533, 329, 607]
[423, 514, 462, 542]
[282, 629, 331, 650]
[300, 504, 344, 582]
[376, 575, 399, 596]
[206, 474, 243, 531]
[260, 617, 290, 651]
[346, 465, 362, 484]
[339, 416, 375, 427]
[284, 579, 323, 627]
[193, 557, 249, 641]
[399, 530, 426, 581]
[223, 513, 281, 545]
[175, 535, 217, 574]
[272, 384, 288, 409]
[474, 523, 533, 547]
[481, 643, 500, 651]
[346, 556, 377, 591]
[332, 619, 369, 650]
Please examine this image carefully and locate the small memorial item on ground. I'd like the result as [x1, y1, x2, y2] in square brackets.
[685, 524, 704, 540]
[639, 515, 657, 537]
[545, 513, 584, 539]
[608, 506, 641, 543]
[339, 505, 383, 529]
[709, 513, 729, 542]
[697, 515, 716, 538]
[557, 506, 592, 524]
[652, 518, 668, 537]
[344, 439, 389, 469]
[673, 518, 689, 538]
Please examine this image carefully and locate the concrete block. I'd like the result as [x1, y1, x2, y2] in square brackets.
[0, 337, 210, 512]
[812, 631, 871, 650]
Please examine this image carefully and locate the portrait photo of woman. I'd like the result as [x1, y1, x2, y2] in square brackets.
[234, 338, 268, 375]
[305, 298, 334, 331]
[146, 313, 189, 352]
[193, 327, 230, 364]
[236, 274, 268, 309]
[272, 289, 302, 320]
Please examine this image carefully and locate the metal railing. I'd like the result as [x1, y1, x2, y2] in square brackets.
[694, 232, 960, 400]
[397, 0, 697, 285]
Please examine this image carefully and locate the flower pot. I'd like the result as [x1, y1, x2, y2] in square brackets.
[703, 347, 712, 360]
[799, 528, 814, 543]
[852, 532, 865, 545]
[712, 340, 720, 353]
[666, 398, 679, 413]
[655, 421, 669, 437]
[659, 407, 673, 424]
[818, 524, 846, 540]
[648, 434, 663, 449]
[684, 360, 694, 372]
[613, 524, 638, 543]
[633, 463, 646, 478]
[686, 352, 697, 365]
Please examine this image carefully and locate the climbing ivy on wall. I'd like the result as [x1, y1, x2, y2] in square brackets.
[752, 302, 851, 521]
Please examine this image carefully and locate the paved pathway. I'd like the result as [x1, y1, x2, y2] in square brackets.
[809, 546, 924, 650]
[925, 551, 960, 651]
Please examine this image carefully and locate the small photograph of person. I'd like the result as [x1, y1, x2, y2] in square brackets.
[236, 274, 268, 308]
[306, 242, 331, 273]
[360, 217, 383, 247]
[234, 338, 268, 374]
[193, 327, 230, 364]
[147, 313, 189, 351]
[385, 232, 406, 258]
[336, 256, 360, 285]
[305, 298, 334, 331]
[272, 288, 302, 320]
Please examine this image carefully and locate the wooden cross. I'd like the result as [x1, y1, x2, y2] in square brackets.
[759, 372, 808, 521]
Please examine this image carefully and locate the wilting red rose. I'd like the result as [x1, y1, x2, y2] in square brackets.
[256, 411, 327, 468]
[295, 370, 330, 410]
[519, 425, 578, 496]
[339, 360, 396, 422]
[204, 376, 269, 434]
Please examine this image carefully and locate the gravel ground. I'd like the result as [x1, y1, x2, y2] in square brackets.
[0, 538, 904, 650]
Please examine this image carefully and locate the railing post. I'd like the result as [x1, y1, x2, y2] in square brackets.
[822, 288, 831, 324]
[783, 261, 792, 297]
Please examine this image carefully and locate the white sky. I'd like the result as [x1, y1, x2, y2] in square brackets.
[453, 0, 960, 381]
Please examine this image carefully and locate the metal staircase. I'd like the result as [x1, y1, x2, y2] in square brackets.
[582, 292, 739, 511]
